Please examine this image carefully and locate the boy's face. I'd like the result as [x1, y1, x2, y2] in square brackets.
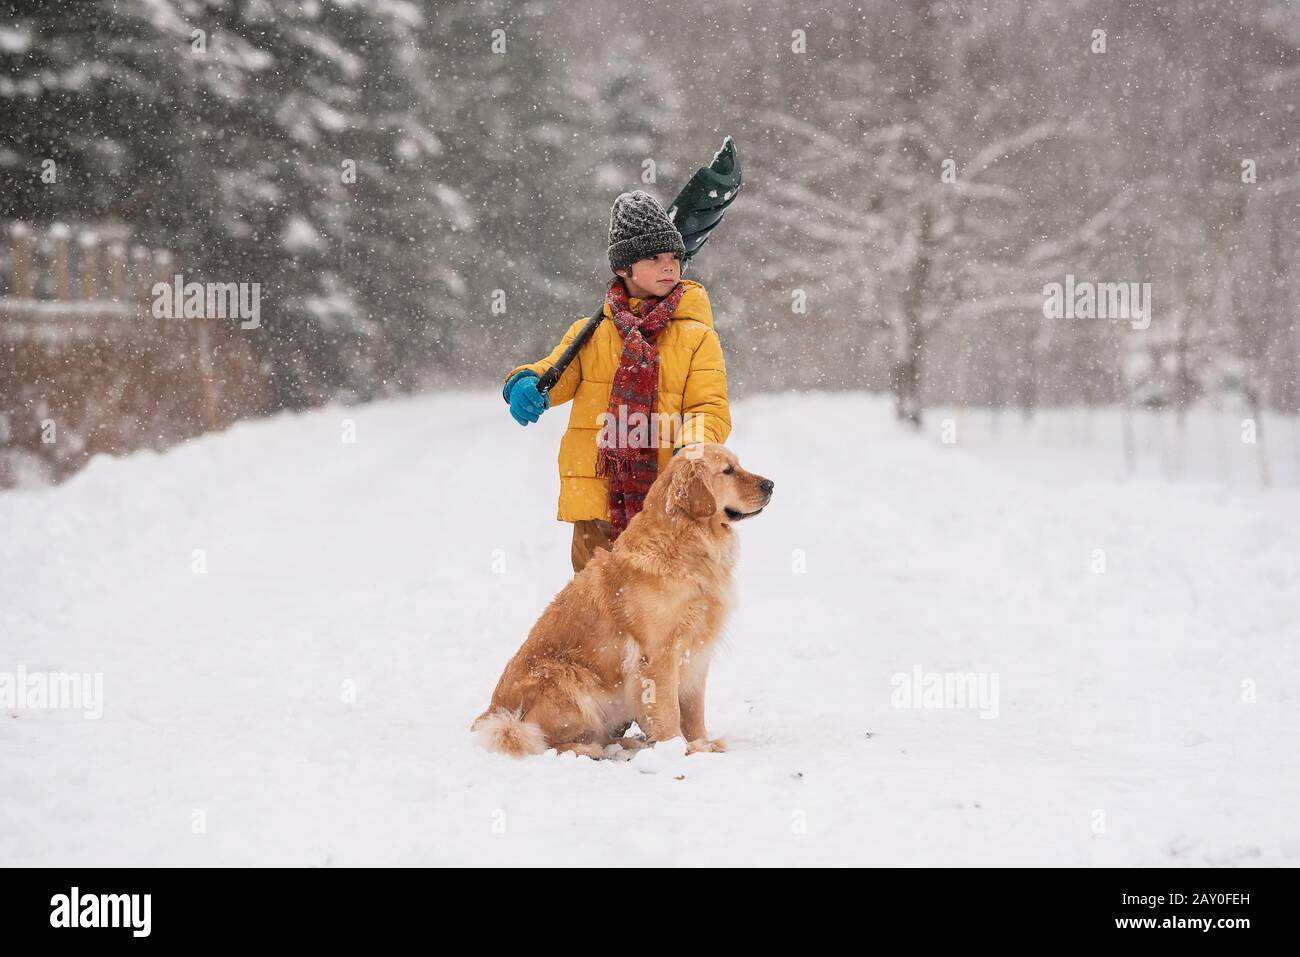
[620, 252, 682, 298]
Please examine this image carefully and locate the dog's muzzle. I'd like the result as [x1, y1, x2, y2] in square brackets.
[725, 478, 774, 521]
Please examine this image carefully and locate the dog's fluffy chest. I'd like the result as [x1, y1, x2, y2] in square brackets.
[616, 574, 733, 668]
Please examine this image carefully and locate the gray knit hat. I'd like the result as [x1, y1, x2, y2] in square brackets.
[607, 190, 686, 274]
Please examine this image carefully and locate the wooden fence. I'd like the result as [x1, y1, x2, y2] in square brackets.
[0, 221, 271, 488]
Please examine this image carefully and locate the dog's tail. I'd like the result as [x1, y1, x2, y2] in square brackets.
[471, 707, 548, 758]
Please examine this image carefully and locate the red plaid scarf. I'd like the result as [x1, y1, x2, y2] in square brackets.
[595, 276, 686, 539]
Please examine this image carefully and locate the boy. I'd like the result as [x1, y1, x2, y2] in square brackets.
[501, 190, 732, 573]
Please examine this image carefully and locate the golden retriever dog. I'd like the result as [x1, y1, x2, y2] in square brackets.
[472, 442, 773, 758]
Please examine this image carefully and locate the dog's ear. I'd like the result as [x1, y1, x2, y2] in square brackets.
[671, 459, 716, 520]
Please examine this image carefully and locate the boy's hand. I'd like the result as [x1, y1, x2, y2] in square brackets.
[506, 372, 550, 425]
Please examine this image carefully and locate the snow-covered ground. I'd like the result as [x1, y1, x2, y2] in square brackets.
[2, 391, 1297, 866]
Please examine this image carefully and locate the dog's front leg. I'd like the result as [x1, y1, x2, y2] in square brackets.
[676, 599, 729, 754]
[680, 653, 726, 754]
[679, 681, 705, 740]
[633, 648, 683, 743]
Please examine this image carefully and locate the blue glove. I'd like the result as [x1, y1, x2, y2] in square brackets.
[504, 371, 549, 426]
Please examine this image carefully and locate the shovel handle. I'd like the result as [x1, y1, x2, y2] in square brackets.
[535, 301, 606, 394]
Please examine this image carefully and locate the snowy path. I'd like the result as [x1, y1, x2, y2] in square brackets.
[2, 392, 1298, 866]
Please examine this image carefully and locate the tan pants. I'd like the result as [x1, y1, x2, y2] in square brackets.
[571, 519, 614, 574]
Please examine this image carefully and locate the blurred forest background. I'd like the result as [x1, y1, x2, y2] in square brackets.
[1, 0, 1298, 485]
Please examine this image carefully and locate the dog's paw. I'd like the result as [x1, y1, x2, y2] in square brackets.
[686, 737, 727, 754]
[603, 743, 637, 761]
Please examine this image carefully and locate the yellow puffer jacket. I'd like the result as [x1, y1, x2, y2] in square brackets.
[503, 279, 731, 522]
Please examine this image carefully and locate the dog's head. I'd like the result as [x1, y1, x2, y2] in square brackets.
[667, 443, 774, 526]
